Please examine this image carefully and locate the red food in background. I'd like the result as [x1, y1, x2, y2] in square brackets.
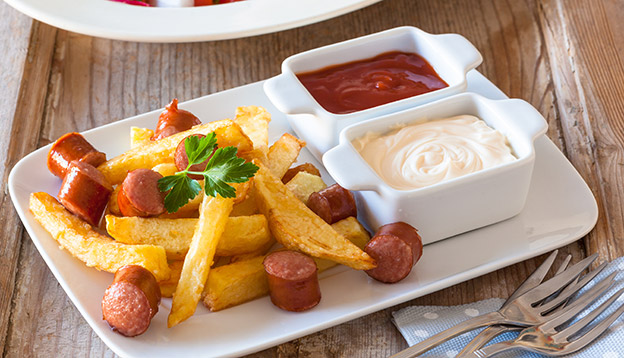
[109, 0, 151, 6]
[195, 0, 243, 5]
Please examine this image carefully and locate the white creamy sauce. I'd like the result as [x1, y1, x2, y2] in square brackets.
[352, 115, 516, 190]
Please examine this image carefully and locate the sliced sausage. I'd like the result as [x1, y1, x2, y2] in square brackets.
[152, 99, 201, 141]
[174, 134, 214, 180]
[263, 250, 321, 312]
[307, 184, 357, 224]
[118, 169, 166, 217]
[102, 265, 161, 337]
[47, 132, 106, 179]
[364, 222, 422, 283]
[281, 163, 321, 184]
[58, 160, 112, 227]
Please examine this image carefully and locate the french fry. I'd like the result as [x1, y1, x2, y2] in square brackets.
[230, 190, 259, 216]
[152, 162, 178, 177]
[98, 119, 253, 185]
[312, 217, 371, 271]
[160, 260, 184, 298]
[105, 214, 271, 260]
[107, 186, 121, 216]
[203, 256, 267, 312]
[234, 106, 271, 164]
[203, 217, 371, 311]
[266, 133, 305, 179]
[130, 127, 154, 149]
[285, 171, 327, 203]
[253, 162, 375, 270]
[29, 192, 170, 281]
[168, 192, 234, 328]
[328, 216, 370, 250]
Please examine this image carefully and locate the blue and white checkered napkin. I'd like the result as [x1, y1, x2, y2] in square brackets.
[392, 256, 624, 358]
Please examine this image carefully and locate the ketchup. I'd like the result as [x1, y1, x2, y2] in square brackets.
[296, 51, 448, 115]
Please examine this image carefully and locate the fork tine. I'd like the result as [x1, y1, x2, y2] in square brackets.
[555, 287, 624, 340]
[501, 250, 560, 308]
[521, 253, 598, 304]
[539, 262, 608, 313]
[556, 288, 624, 354]
[555, 255, 572, 276]
[540, 271, 617, 331]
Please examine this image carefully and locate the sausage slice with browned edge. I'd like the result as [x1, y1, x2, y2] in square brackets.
[307, 183, 357, 224]
[47, 132, 106, 179]
[174, 134, 214, 180]
[58, 161, 112, 227]
[102, 265, 161, 337]
[152, 99, 201, 141]
[263, 250, 321, 312]
[364, 222, 423, 283]
[118, 169, 166, 217]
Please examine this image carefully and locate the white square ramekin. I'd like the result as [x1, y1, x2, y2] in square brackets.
[263, 26, 483, 160]
[322, 93, 548, 245]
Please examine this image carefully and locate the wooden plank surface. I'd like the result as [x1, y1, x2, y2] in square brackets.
[2, 0, 623, 356]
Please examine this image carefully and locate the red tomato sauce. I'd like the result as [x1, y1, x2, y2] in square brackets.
[296, 51, 448, 115]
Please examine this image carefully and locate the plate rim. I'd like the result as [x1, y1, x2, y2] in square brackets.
[4, 0, 383, 42]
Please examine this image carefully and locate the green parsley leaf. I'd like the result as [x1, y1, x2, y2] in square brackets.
[201, 146, 259, 197]
[158, 173, 202, 213]
[157, 131, 258, 212]
[185, 132, 217, 167]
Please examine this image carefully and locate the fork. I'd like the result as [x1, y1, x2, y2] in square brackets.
[390, 253, 606, 358]
[471, 286, 624, 357]
[456, 253, 575, 357]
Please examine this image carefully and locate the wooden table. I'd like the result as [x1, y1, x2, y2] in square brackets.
[1, 0, 623, 356]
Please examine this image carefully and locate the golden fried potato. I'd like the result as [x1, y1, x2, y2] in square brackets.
[168, 192, 234, 328]
[160, 260, 184, 298]
[107, 185, 121, 216]
[230, 189, 259, 216]
[285, 171, 327, 204]
[99, 119, 253, 185]
[328, 216, 370, 250]
[29, 192, 170, 281]
[130, 127, 154, 149]
[203, 217, 371, 311]
[234, 106, 271, 164]
[313, 217, 371, 271]
[203, 256, 267, 312]
[266, 133, 306, 180]
[105, 214, 271, 260]
[282, 163, 321, 184]
[253, 162, 375, 270]
[152, 162, 178, 177]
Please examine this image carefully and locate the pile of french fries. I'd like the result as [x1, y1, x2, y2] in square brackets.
[29, 105, 375, 329]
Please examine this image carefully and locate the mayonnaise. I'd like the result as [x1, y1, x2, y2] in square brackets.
[352, 115, 516, 190]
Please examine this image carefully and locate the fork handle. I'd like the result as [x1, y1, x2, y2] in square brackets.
[455, 325, 522, 358]
[390, 311, 505, 358]
[470, 342, 515, 357]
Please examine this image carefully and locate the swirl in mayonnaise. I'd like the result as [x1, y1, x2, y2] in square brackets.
[352, 115, 516, 190]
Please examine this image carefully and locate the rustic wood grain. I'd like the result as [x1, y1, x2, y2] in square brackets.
[4, 0, 623, 356]
[538, 0, 624, 262]
[0, 2, 55, 355]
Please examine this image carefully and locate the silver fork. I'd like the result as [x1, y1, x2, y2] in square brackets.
[390, 253, 606, 358]
[455, 252, 573, 357]
[471, 286, 624, 357]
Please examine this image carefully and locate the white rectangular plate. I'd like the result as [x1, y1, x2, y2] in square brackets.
[9, 71, 598, 358]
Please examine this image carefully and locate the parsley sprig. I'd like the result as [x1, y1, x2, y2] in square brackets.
[157, 133, 258, 213]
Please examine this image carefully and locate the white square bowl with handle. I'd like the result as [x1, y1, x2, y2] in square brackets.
[263, 26, 483, 160]
[322, 93, 548, 245]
